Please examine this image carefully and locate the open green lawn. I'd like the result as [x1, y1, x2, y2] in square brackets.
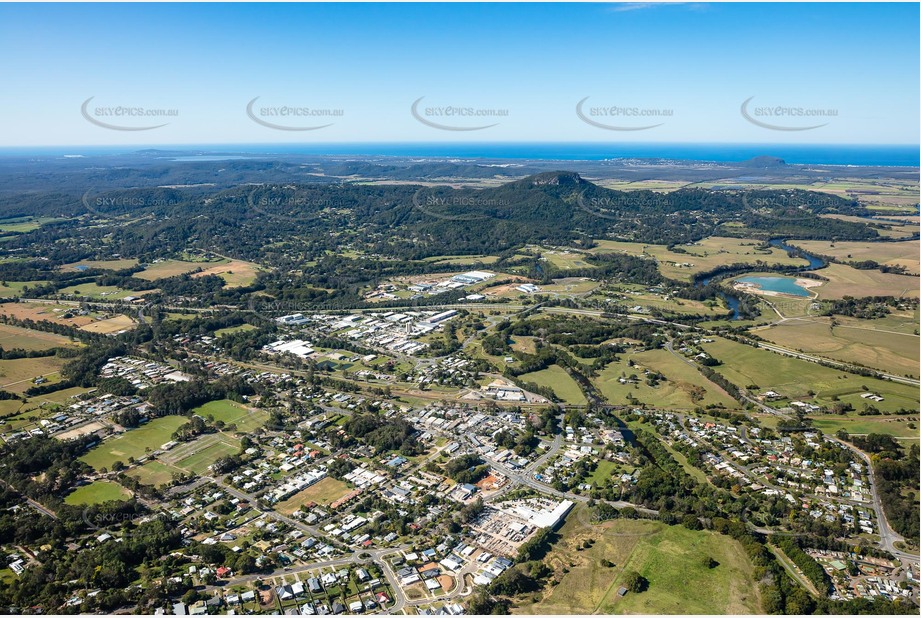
[64, 480, 132, 505]
[136, 259, 212, 280]
[0, 281, 47, 298]
[700, 337, 920, 413]
[214, 324, 258, 337]
[754, 318, 920, 378]
[519, 365, 586, 405]
[586, 459, 619, 486]
[632, 349, 737, 407]
[594, 352, 736, 411]
[809, 415, 919, 446]
[57, 283, 151, 300]
[192, 399, 268, 432]
[0, 216, 62, 233]
[80, 416, 187, 470]
[514, 506, 761, 615]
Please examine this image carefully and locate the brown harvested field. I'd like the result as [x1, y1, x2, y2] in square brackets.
[790, 239, 919, 275]
[0, 302, 95, 327]
[0, 323, 80, 351]
[275, 477, 351, 515]
[192, 259, 261, 287]
[80, 314, 136, 334]
[754, 317, 920, 377]
[809, 263, 919, 300]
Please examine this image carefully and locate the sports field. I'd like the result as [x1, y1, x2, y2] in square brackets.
[514, 506, 761, 615]
[64, 480, 132, 505]
[192, 399, 268, 432]
[171, 437, 241, 475]
[79, 416, 188, 470]
[127, 460, 183, 487]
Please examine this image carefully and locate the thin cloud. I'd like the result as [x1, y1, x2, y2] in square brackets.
[607, 3, 709, 13]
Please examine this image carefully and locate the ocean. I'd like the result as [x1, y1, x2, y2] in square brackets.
[1, 143, 918, 167]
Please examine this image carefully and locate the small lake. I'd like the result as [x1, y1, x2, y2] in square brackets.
[736, 276, 812, 297]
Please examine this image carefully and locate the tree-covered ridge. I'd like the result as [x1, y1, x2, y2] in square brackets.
[0, 173, 876, 267]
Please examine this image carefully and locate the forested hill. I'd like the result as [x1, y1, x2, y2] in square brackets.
[1, 171, 878, 265]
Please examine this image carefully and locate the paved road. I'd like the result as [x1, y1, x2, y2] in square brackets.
[0, 479, 58, 520]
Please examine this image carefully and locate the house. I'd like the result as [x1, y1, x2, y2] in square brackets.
[348, 600, 364, 613]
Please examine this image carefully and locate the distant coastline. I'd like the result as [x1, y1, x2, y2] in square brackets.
[0, 142, 918, 167]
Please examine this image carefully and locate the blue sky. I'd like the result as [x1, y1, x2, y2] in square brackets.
[0, 2, 917, 146]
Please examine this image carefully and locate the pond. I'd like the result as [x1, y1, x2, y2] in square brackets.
[735, 275, 813, 297]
